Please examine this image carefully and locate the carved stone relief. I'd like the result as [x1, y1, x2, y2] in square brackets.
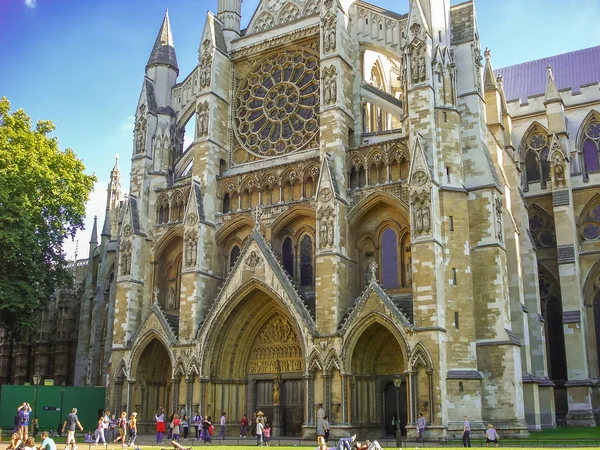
[322, 14, 336, 53]
[196, 101, 209, 138]
[120, 240, 132, 275]
[412, 193, 431, 236]
[244, 250, 262, 270]
[410, 45, 426, 84]
[185, 230, 198, 268]
[317, 205, 335, 248]
[199, 41, 212, 89]
[247, 315, 303, 373]
[322, 65, 337, 105]
[495, 195, 504, 243]
[134, 105, 147, 154]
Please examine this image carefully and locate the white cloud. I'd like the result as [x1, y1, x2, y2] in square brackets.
[121, 115, 135, 133]
[24, 0, 36, 8]
[64, 180, 108, 261]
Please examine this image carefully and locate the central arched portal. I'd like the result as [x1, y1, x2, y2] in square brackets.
[207, 288, 305, 436]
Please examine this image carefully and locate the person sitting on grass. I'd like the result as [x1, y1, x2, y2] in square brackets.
[170, 440, 192, 450]
[37, 431, 56, 450]
[337, 435, 356, 450]
[23, 438, 36, 450]
[353, 440, 383, 450]
[7, 432, 22, 450]
[486, 424, 499, 447]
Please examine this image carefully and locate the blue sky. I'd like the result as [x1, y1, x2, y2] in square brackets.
[1, 0, 599, 259]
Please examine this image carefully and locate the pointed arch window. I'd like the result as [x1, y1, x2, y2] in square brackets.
[223, 193, 231, 214]
[539, 272, 567, 380]
[300, 235, 313, 286]
[282, 237, 294, 277]
[230, 245, 240, 269]
[381, 228, 399, 289]
[523, 130, 551, 188]
[582, 118, 600, 173]
[581, 200, 600, 241]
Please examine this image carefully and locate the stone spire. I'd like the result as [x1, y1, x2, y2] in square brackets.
[483, 47, 498, 92]
[544, 64, 562, 104]
[146, 10, 179, 74]
[90, 215, 98, 245]
[102, 155, 122, 238]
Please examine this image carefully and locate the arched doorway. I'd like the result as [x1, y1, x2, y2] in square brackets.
[206, 287, 306, 436]
[349, 322, 407, 436]
[133, 338, 173, 426]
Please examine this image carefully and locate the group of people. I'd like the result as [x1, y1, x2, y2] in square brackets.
[7, 431, 57, 450]
[155, 408, 216, 444]
[463, 416, 500, 447]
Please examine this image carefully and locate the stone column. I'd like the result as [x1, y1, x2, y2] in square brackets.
[127, 380, 136, 415]
[186, 377, 194, 416]
[341, 375, 349, 424]
[114, 380, 124, 414]
[322, 372, 331, 417]
[172, 378, 180, 414]
[200, 379, 208, 415]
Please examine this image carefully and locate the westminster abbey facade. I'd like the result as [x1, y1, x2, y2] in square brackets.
[6, 0, 599, 439]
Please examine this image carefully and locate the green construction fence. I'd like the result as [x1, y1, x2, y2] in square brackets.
[0, 385, 106, 435]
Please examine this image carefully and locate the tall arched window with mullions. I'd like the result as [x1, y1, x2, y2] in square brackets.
[282, 237, 294, 277]
[522, 125, 551, 190]
[300, 235, 313, 286]
[381, 228, 399, 289]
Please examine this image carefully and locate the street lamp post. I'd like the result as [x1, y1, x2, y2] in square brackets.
[33, 374, 42, 434]
[393, 374, 402, 446]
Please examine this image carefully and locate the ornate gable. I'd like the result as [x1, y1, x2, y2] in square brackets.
[247, 0, 320, 34]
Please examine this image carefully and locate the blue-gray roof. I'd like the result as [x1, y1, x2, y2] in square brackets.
[496, 45, 600, 102]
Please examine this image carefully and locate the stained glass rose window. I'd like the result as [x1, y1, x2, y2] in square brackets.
[582, 203, 600, 241]
[234, 48, 320, 159]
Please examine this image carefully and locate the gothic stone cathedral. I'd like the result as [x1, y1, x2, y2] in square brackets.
[63, 0, 600, 440]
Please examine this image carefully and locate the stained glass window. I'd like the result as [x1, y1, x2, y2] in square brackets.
[300, 235, 313, 286]
[523, 130, 550, 187]
[528, 209, 556, 248]
[582, 202, 600, 241]
[583, 119, 600, 172]
[381, 228, 399, 289]
[282, 237, 294, 276]
[234, 48, 320, 158]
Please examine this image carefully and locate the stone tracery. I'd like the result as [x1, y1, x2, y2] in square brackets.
[233, 47, 320, 159]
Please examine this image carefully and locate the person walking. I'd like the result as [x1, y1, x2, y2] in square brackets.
[63, 408, 84, 450]
[101, 411, 110, 443]
[115, 412, 127, 448]
[167, 413, 174, 441]
[94, 416, 105, 445]
[217, 413, 226, 439]
[156, 408, 166, 443]
[202, 415, 212, 444]
[240, 414, 248, 438]
[323, 416, 330, 443]
[263, 422, 271, 446]
[417, 413, 426, 443]
[193, 412, 202, 439]
[485, 424, 499, 447]
[127, 413, 137, 447]
[32, 417, 39, 438]
[462, 416, 471, 448]
[109, 415, 117, 443]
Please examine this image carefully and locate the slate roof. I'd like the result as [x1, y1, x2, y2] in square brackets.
[496, 45, 600, 102]
[147, 11, 179, 73]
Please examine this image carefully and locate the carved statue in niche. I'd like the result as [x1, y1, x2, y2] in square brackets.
[199, 42, 212, 89]
[413, 194, 431, 236]
[418, 54, 426, 82]
[273, 360, 281, 405]
[322, 66, 337, 105]
[320, 220, 328, 244]
[553, 155, 565, 187]
[120, 240, 132, 275]
[327, 218, 334, 247]
[414, 204, 423, 234]
[323, 15, 336, 53]
[317, 205, 335, 248]
[196, 102, 209, 138]
[134, 117, 146, 154]
[185, 231, 198, 267]
[168, 287, 176, 310]
[411, 54, 418, 83]
[405, 255, 412, 285]
[495, 196, 503, 242]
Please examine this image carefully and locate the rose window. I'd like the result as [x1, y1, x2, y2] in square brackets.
[234, 48, 320, 158]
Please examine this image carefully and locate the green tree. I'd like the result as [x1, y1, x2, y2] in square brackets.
[0, 97, 96, 336]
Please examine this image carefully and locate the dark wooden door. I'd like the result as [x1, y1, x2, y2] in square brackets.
[282, 379, 304, 436]
[255, 380, 274, 424]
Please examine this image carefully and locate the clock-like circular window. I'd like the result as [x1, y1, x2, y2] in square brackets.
[234, 47, 320, 158]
